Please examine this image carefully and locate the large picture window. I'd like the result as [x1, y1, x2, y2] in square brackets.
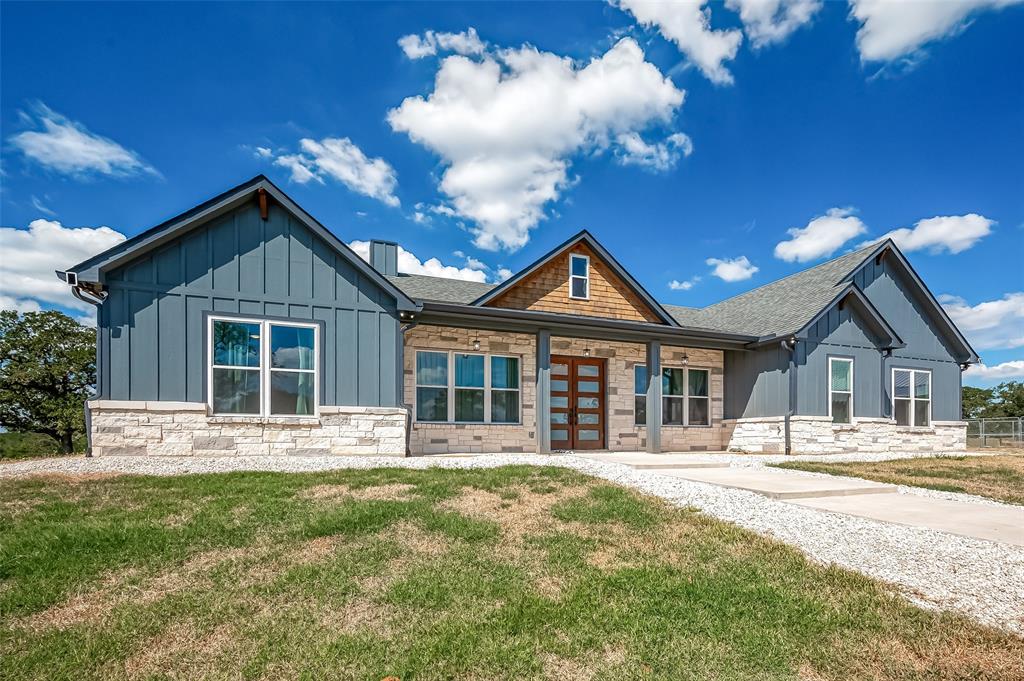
[893, 368, 930, 427]
[209, 317, 318, 417]
[634, 365, 710, 426]
[415, 350, 521, 424]
[828, 357, 853, 424]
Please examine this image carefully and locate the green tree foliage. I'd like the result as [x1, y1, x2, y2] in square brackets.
[0, 310, 95, 453]
[962, 380, 1024, 419]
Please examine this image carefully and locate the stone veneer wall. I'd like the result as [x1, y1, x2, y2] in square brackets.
[404, 325, 727, 455]
[723, 416, 968, 454]
[88, 401, 408, 457]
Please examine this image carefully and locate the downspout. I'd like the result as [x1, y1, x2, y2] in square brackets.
[781, 337, 797, 456]
[64, 275, 107, 457]
[399, 320, 419, 456]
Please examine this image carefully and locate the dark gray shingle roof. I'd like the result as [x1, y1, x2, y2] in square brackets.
[388, 244, 878, 338]
[386, 273, 495, 304]
[663, 244, 878, 337]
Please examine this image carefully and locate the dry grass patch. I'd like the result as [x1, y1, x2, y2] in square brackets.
[299, 482, 417, 502]
[123, 622, 242, 680]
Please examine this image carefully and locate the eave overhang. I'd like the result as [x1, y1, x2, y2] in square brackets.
[417, 301, 757, 350]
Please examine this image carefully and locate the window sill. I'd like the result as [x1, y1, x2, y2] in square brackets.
[209, 415, 320, 425]
[413, 421, 524, 427]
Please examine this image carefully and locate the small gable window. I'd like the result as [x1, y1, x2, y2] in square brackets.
[569, 254, 590, 300]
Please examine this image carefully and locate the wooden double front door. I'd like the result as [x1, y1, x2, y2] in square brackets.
[550, 355, 606, 450]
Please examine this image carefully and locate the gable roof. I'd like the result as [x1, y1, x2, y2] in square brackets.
[470, 230, 680, 326]
[800, 283, 905, 349]
[386, 273, 495, 304]
[61, 175, 419, 312]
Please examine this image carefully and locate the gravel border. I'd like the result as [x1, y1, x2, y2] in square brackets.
[2, 453, 1022, 635]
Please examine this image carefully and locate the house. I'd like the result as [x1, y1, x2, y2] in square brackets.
[59, 176, 977, 457]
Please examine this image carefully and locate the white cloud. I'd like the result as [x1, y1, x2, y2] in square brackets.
[774, 207, 868, 263]
[615, 132, 693, 171]
[272, 137, 400, 207]
[726, 0, 821, 48]
[398, 27, 487, 59]
[8, 103, 159, 178]
[617, 0, 743, 85]
[849, 0, 1023, 62]
[254, 146, 273, 159]
[495, 267, 514, 282]
[31, 195, 56, 216]
[388, 37, 685, 251]
[349, 240, 488, 282]
[860, 213, 993, 254]
[965, 360, 1024, 381]
[0, 219, 126, 313]
[706, 255, 759, 282]
[939, 292, 1024, 351]
[669, 276, 701, 291]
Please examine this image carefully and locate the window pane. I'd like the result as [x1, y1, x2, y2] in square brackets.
[894, 398, 911, 426]
[455, 354, 484, 388]
[552, 379, 569, 392]
[577, 380, 599, 393]
[894, 370, 911, 398]
[552, 396, 568, 408]
[634, 365, 647, 396]
[270, 325, 315, 370]
[663, 397, 684, 425]
[578, 397, 599, 408]
[577, 429, 599, 441]
[663, 368, 685, 396]
[551, 412, 568, 424]
[491, 357, 519, 390]
[578, 364, 599, 377]
[571, 277, 587, 298]
[455, 388, 484, 422]
[915, 372, 930, 398]
[914, 400, 930, 427]
[212, 321, 260, 367]
[491, 390, 519, 423]
[831, 393, 851, 424]
[571, 255, 588, 277]
[689, 397, 710, 426]
[416, 352, 448, 386]
[212, 368, 260, 414]
[635, 395, 646, 425]
[416, 387, 447, 421]
[552, 363, 568, 376]
[578, 413, 599, 424]
[689, 369, 709, 397]
[551, 429, 569, 441]
[830, 359, 851, 392]
[271, 371, 315, 415]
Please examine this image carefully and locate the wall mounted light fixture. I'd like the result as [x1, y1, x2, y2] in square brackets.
[583, 348, 591, 358]
[472, 339, 481, 351]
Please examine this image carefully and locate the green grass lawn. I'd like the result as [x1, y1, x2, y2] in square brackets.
[1, 466, 1020, 680]
[774, 453, 1024, 505]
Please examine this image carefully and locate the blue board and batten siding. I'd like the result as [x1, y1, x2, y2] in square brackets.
[724, 256, 965, 421]
[97, 202, 401, 406]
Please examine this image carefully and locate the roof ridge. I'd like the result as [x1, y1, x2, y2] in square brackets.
[701, 242, 878, 311]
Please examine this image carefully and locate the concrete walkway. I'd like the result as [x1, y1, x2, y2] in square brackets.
[577, 452, 1024, 547]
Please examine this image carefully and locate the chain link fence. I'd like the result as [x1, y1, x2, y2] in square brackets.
[966, 417, 1023, 448]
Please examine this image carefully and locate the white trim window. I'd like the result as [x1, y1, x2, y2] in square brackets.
[828, 357, 854, 424]
[569, 254, 590, 300]
[415, 350, 521, 424]
[208, 317, 319, 417]
[893, 368, 931, 427]
[634, 365, 710, 426]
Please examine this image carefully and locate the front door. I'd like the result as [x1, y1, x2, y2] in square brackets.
[550, 355, 606, 450]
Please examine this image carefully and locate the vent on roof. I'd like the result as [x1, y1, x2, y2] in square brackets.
[370, 240, 398, 276]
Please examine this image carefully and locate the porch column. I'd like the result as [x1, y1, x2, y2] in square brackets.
[536, 329, 552, 454]
[646, 340, 662, 453]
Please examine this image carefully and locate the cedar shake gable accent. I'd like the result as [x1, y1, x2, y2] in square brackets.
[472, 231, 678, 325]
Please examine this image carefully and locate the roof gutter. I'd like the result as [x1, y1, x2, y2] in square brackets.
[418, 302, 758, 349]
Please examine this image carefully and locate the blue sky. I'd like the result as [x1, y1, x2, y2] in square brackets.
[1, 1, 1021, 386]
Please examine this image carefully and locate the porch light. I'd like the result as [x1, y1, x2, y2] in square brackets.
[682, 353, 689, 366]
[473, 339, 481, 351]
[583, 348, 591, 358]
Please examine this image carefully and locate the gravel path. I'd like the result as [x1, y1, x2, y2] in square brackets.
[2, 453, 1022, 635]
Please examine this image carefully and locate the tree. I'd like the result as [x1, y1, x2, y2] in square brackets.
[993, 381, 1024, 418]
[0, 310, 95, 453]
[962, 385, 996, 419]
